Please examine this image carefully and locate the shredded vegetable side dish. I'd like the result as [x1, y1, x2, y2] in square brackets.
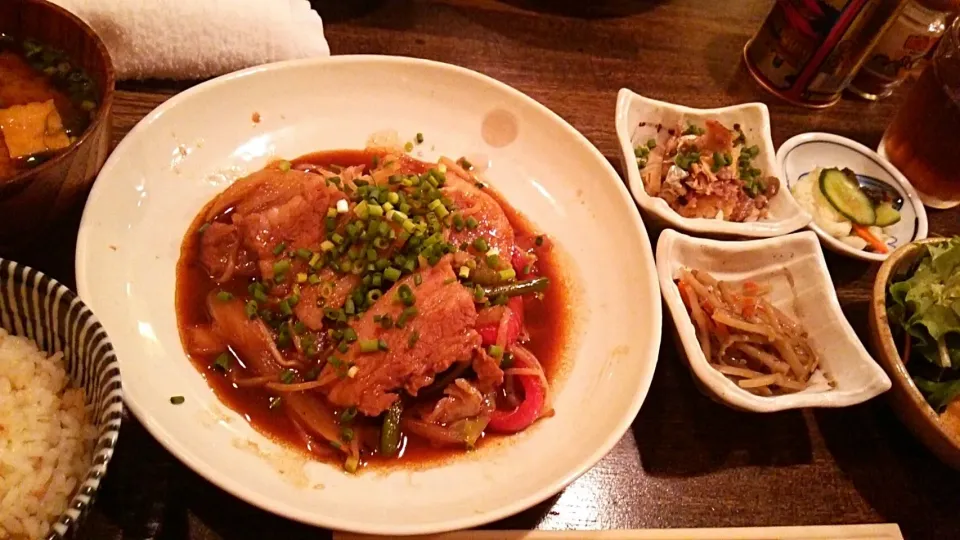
[176, 145, 569, 472]
[635, 119, 780, 222]
[676, 268, 823, 396]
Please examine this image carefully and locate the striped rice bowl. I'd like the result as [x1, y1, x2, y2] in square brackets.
[0, 328, 96, 539]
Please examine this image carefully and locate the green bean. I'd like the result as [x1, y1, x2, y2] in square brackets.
[481, 277, 550, 298]
[380, 401, 403, 457]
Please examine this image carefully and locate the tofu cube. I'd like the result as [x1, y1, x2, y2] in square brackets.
[0, 99, 71, 159]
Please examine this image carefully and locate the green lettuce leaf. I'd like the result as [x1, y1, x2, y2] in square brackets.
[914, 376, 960, 413]
[888, 238, 960, 370]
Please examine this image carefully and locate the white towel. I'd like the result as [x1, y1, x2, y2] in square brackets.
[48, 0, 331, 80]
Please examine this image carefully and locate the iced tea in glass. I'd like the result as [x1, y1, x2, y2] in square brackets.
[881, 16, 960, 208]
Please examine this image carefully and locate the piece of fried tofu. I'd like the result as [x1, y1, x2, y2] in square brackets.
[0, 99, 71, 159]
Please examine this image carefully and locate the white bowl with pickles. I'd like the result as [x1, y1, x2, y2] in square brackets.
[615, 89, 811, 238]
[777, 132, 928, 262]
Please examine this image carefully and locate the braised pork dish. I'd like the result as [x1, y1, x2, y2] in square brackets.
[176, 148, 568, 472]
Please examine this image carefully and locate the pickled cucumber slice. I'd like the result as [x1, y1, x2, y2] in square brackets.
[875, 201, 901, 227]
[819, 168, 876, 225]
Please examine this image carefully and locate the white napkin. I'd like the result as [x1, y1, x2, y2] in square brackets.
[49, 0, 331, 80]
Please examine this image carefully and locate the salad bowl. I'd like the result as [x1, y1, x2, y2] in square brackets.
[870, 238, 960, 470]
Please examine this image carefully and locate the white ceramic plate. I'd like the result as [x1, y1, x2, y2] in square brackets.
[74, 56, 662, 535]
[615, 89, 811, 238]
[778, 132, 928, 262]
[656, 229, 891, 413]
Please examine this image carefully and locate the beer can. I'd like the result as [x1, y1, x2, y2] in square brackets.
[744, 0, 907, 108]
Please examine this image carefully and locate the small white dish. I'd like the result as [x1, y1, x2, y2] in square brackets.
[656, 229, 891, 413]
[74, 56, 663, 535]
[778, 132, 928, 262]
[615, 88, 811, 238]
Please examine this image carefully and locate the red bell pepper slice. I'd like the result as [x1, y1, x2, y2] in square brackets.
[477, 296, 523, 347]
[488, 368, 545, 433]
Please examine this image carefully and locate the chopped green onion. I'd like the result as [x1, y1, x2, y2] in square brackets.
[354, 200, 370, 219]
[404, 141, 414, 152]
[308, 274, 322, 285]
[384, 267, 402, 281]
[459, 266, 471, 279]
[415, 132, 424, 144]
[378, 338, 389, 351]
[407, 330, 420, 348]
[396, 306, 418, 328]
[278, 299, 293, 316]
[341, 426, 355, 442]
[366, 289, 383, 304]
[345, 298, 356, 315]
[340, 407, 358, 423]
[465, 216, 479, 229]
[273, 259, 291, 275]
[414, 273, 423, 286]
[359, 339, 380, 353]
[170, 396, 185, 405]
[472, 238, 489, 252]
[380, 315, 394, 329]
[332, 233, 345, 245]
[397, 284, 415, 306]
[280, 369, 296, 384]
[244, 300, 258, 319]
[343, 327, 358, 343]
[216, 291, 233, 302]
[499, 268, 517, 281]
[646, 138, 657, 149]
[278, 160, 292, 172]
[368, 204, 384, 217]
[296, 248, 312, 260]
[488, 345, 504, 359]
[272, 242, 286, 256]
[213, 353, 231, 371]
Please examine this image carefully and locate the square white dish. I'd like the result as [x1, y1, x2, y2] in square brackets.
[615, 88, 811, 238]
[656, 229, 891, 412]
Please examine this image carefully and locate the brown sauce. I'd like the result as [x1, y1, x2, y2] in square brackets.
[176, 149, 571, 468]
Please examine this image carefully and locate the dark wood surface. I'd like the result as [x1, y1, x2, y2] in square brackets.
[8, 1, 960, 538]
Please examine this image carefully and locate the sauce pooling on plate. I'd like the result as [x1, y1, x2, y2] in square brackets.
[0, 33, 98, 180]
[176, 148, 570, 471]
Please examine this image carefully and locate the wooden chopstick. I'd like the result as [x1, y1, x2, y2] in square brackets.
[334, 523, 903, 540]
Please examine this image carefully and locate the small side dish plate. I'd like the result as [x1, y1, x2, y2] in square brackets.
[615, 88, 811, 238]
[777, 132, 928, 262]
[74, 56, 662, 535]
[657, 229, 891, 412]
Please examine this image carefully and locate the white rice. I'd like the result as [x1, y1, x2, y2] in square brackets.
[0, 329, 96, 540]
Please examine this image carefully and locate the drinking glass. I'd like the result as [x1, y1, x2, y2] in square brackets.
[881, 16, 960, 209]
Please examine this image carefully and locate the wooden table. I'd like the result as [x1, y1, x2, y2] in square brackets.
[11, 1, 960, 538]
